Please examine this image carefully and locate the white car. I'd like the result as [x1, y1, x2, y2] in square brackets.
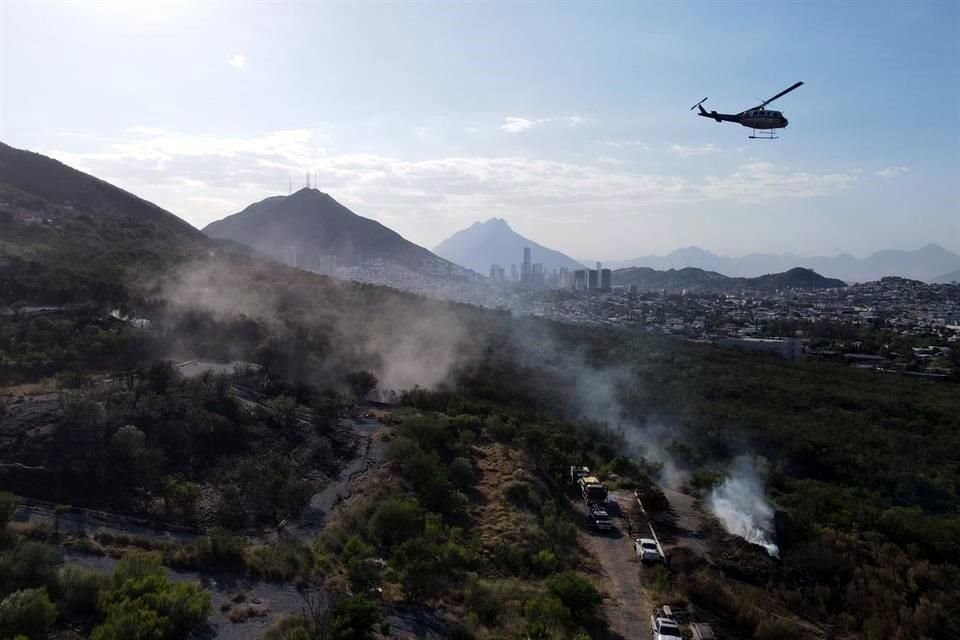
[635, 537, 663, 563]
[651, 616, 683, 640]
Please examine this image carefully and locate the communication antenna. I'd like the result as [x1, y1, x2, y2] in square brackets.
[288, 177, 292, 195]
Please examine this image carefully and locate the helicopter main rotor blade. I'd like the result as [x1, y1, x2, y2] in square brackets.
[756, 81, 804, 109]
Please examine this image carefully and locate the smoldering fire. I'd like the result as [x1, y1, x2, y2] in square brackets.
[708, 459, 780, 558]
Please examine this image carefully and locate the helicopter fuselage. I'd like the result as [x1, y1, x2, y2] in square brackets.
[738, 109, 788, 130]
[698, 108, 788, 130]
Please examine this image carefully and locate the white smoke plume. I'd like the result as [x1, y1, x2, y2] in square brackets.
[708, 457, 779, 557]
[564, 360, 688, 489]
[154, 257, 480, 392]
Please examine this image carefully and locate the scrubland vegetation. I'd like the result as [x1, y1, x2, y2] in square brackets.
[2, 189, 958, 638]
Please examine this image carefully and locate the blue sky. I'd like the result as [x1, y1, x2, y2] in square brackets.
[1, 0, 957, 259]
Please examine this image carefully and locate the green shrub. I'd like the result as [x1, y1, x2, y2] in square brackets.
[502, 480, 532, 508]
[449, 457, 474, 491]
[92, 552, 210, 640]
[485, 416, 515, 442]
[464, 579, 499, 627]
[0, 493, 15, 528]
[391, 539, 446, 600]
[755, 617, 801, 640]
[245, 542, 314, 582]
[262, 614, 313, 640]
[531, 549, 559, 575]
[0, 588, 57, 639]
[196, 527, 245, 568]
[342, 537, 380, 593]
[57, 566, 105, 618]
[368, 499, 422, 546]
[326, 595, 380, 640]
[1, 541, 61, 594]
[545, 571, 602, 624]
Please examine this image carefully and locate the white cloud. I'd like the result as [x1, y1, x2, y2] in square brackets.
[46, 128, 857, 236]
[229, 54, 246, 70]
[668, 143, 720, 158]
[501, 117, 536, 133]
[500, 115, 584, 133]
[699, 162, 857, 201]
[876, 166, 910, 178]
[603, 140, 649, 150]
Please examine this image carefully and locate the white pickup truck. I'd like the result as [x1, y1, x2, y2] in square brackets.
[651, 606, 683, 640]
[635, 537, 664, 564]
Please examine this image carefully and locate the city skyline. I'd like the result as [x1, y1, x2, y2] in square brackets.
[1, 1, 957, 258]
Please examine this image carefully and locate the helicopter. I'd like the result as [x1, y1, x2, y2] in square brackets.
[691, 81, 804, 139]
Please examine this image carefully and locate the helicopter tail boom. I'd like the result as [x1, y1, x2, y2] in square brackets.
[697, 109, 738, 124]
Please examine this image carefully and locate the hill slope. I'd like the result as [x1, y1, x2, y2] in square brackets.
[204, 189, 469, 277]
[612, 266, 846, 292]
[0, 141, 203, 243]
[0, 142, 208, 306]
[434, 217, 585, 274]
[933, 268, 960, 284]
[605, 244, 960, 283]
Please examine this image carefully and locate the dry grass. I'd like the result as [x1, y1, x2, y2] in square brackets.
[228, 605, 269, 623]
[472, 443, 542, 550]
[0, 379, 58, 397]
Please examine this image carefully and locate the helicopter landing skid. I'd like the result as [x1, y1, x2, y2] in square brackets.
[749, 129, 778, 140]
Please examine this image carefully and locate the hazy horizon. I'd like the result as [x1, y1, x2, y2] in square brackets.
[2, 1, 957, 259]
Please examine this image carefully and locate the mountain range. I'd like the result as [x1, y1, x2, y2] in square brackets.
[612, 266, 847, 293]
[602, 245, 960, 284]
[433, 217, 585, 274]
[204, 189, 471, 278]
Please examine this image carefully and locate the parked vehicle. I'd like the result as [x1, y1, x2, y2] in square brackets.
[588, 503, 613, 530]
[635, 537, 663, 563]
[569, 465, 590, 484]
[578, 475, 608, 504]
[651, 606, 683, 640]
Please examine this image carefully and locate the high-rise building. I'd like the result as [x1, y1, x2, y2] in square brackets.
[489, 264, 506, 282]
[510, 264, 518, 282]
[573, 269, 587, 290]
[600, 268, 611, 291]
[521, 247, 532, 283]
[588, 269, 598, 290]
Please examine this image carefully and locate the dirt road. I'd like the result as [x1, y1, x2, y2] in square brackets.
[577, 490, 653, 640]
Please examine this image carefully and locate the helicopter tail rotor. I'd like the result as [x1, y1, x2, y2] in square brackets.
[690, 97, 709, 111]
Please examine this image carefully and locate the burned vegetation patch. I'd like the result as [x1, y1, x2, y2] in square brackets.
[0, 361, 360, 532]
